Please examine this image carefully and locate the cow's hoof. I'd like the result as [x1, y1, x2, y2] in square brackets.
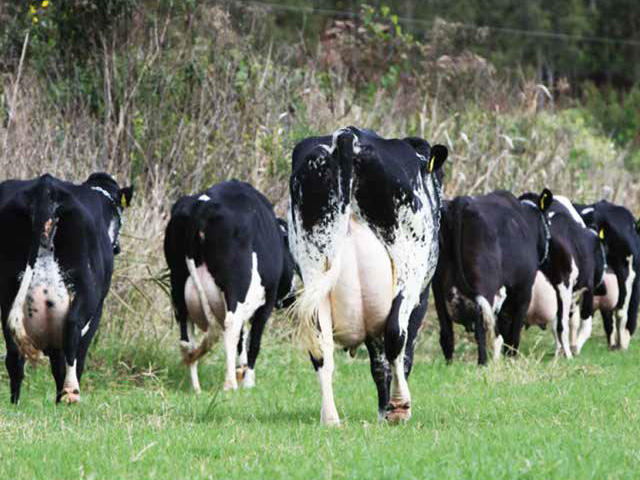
[320, 416, 340, 427]
[60, 389, 80, 404]
[619, 330, 631, 350]
[235, 365, 247, 383]
[223, 380, 238, 391]
[241, 369, 255, 389]
[385, 401, 411, 423]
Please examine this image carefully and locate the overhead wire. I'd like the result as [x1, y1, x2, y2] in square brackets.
[229, 0, 640, 47]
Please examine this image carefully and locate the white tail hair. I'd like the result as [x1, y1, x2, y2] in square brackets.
[182, 257, 218, 364]
[8, 266, 41, 361]
[293, 254, 343, 359]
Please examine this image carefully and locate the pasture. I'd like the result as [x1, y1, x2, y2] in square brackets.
[1, 319, 638, 479]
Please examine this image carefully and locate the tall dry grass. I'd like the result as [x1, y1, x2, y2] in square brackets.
[0, 4, 637, 369]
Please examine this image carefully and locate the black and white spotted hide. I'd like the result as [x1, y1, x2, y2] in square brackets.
[288, 126, 447, 425]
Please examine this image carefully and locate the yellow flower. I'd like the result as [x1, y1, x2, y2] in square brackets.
[41, 0, 49, 7]
[29, 5, 37, 14]
[32, 16, 39, 23]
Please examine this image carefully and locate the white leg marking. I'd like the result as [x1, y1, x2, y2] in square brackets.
[575, 316, 592, 355]
[180, 322, 202, 393]
[61, 360, 80, 403]
[557, 260, 578, 359]
[616, 256, 635, 350]
[189, 361, 202, 394]
[493, 335, 504, 362]
[222, 253, 265, 391]
[610, 317, 619, 348]
[551, 309, 563, 357]
[557, 283, 573, 358]
[316, 295, 339, 425]
[569, 306, 580, 354]
[477, 296, 501, 361]
[223, 312, 244, 391]
[238, 324, 249, 367]
[242, 368, 256, 389]
[387, 348, 411, 422]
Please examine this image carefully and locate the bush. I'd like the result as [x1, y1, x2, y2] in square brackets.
[583, 82, 640, 170]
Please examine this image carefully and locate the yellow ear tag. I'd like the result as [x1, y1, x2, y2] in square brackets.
[539, 193, 547, 210]
[121, 193, 127, 208]
[428, 155, 435, 173]
[599, 228, 605, 240]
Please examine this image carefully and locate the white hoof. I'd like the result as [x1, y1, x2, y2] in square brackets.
[241, 368, 255, 389]
[492, 335, 504, 362]
[619, 329, 631, 350]
[321, 415, 340, 426]
[223, 379, 238, 391]
[320, 406, 340, 426]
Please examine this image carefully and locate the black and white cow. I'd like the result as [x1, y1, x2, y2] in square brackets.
[288, 126, 447, 425]
[0, 173, 133, 403]
[433, 189, 553, 365]
[163, 180, 296, 392]
[520, 194, 607, 357]
[578, 200, 640, 349]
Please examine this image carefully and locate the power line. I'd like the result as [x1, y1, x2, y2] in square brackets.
[232, 0, 640, 47]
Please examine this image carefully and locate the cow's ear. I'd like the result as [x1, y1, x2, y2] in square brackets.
[538, 188, 553, 212]
[119, 186, 134, 209]
[428, 144, 448, 173]
[598, 225, 606, 241]
[403, 137, 431, 158]
[635, 218, 640, 235]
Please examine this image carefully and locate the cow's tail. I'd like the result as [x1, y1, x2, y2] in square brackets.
[181, 203, 221, 364]
[8, 174, 59, 360]
[451, 197, 475, 297]
[626, 258, 640, 337]
[182, 256, 219, 364]
[290, 127, 356, 359]
[292, 253, 343, 360]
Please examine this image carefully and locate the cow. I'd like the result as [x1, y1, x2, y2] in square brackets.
[432, 189, 553, 365]
[520, 194, 607, 357]
[163, 180, 296, 393]
[0, 173, 133, 403]
[578, 200, 640, 349]
[288, 126, 448, 425]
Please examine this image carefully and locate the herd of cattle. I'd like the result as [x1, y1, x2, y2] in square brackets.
[1, 126, 638, 426]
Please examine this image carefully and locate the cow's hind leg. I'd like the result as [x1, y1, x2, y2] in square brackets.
[2, 320, 25, 404]
[476, 296, 502, 363]
[404, 287, 428, 377]
[602, 309, 616, 348]
[49, 350, 66, 403]
[222, 310, 247, 391]
[243, 302, 274, 388]
[434, 286, 455, 363]
[5, 349, 25, 404]
[615, 258, 636, 349]
[365, 336, 391, 422]
[313, 296, 339, 425]
[384, 295, 412, 423]
[235, 325, 248, 384]
[575, 291, 594, 355]
[60, 281, 97, 403]
[554, 282, 573, 358]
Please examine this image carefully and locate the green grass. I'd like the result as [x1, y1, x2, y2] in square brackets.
[1, 323, 639, 479]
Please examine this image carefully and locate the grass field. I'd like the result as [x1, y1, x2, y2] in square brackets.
[1, 320, 639, 480]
